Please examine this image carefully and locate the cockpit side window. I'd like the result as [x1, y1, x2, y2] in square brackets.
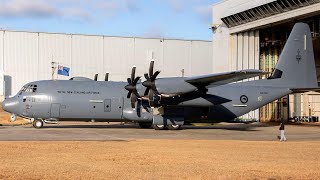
[33, 85, 37, 92]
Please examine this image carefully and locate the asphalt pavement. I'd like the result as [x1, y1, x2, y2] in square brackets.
[0, 122, 319, 141]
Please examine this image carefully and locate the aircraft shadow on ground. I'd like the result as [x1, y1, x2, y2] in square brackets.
[183, 124, 260, 131]
[38, 123, 266, 131]
[41, 124, 138, 129]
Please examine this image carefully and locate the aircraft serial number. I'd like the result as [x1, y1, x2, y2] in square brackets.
[57, 91, 100, 95]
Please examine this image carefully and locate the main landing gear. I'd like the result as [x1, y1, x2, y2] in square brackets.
[153, 124, 182, 130]
[139, 123, 182, 130]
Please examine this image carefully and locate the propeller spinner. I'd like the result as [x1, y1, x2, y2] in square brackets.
[125, 66, 141, 108]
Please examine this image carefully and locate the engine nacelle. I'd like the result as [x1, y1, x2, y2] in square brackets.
[122, 108, 153, 121]
[155, 77, 197, 97]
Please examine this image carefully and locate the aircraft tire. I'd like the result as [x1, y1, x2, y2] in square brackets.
[167, 125, 182, 130]
[153, 124, 166, 130]
[33, 119, 44, 129]
[10, 114, 16, 122]
[138, 122, 152, 129]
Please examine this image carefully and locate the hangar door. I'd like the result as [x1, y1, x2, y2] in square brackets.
[229, 30, 260, 121]
[259, 32, 288, 122]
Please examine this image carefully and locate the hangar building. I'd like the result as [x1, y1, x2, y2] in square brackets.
[212, 0, 320, 121]
[0, 31, 212, 98]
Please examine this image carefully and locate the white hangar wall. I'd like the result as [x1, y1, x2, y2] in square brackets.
[0, 31, 212, 96]
[212, 0, 263, 120]
[212, 0, 264, 73]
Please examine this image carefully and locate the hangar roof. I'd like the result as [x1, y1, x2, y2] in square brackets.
[220, 0, 320, 29]
[221, 0, 276, 18]
[0, 30, 210, 42]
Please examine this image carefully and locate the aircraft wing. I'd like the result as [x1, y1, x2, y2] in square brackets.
[185, 69, 266, 87]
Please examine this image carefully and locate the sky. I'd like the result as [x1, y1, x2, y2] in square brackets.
[0, 0, 218, 41]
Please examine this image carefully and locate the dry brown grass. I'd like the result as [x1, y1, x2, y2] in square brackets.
[0, 112, 27, 125]
[0, 140, 319, 180]
[0, 106, 25, 125]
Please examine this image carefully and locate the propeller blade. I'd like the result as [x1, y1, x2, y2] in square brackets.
[127, 78, 132, 85]
[152, 71, 161, 81]
[132, 90, 140, 99]
[133, 76, 141, 85]
[131, 93, 138, 108]
[105, 73, 109, 81]
[144, 73, 150, 81]
[137, 100, 141, 117]
[127, 91, 131, 98]
[148, 89, 154, 101]
[131, 101, 135, 109]
[131, 66, 136, 82]
[149, 61, 154, 77]
[144, 87, 150, 96]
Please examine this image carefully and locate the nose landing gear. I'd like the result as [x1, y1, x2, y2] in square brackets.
[10, 114, 16, 122]
[32, 119, 44, 129]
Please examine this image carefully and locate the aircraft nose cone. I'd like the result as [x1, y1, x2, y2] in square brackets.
[2, 97, 19, 113]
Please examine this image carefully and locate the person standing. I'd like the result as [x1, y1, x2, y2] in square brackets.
[279, 120, 286, 141]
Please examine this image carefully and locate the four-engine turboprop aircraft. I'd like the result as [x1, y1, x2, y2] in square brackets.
[2, 23, 318, 130]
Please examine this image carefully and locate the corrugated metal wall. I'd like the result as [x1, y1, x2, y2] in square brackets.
[0, 31, 3, 96]
[229, 30, 260, 120]
[4, 32, 39, 96]
[38, 33, 72, 80]
[103, 37, 135, 81]
[0, 31, 212, 96]
[72, 35, 104, 78]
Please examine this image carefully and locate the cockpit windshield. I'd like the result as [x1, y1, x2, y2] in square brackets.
[19, 84, 38, 95]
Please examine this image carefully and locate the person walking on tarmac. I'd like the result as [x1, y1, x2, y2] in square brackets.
[279, 119, 286, 142]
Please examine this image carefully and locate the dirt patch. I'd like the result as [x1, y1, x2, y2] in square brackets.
[0, 140, 319, 179]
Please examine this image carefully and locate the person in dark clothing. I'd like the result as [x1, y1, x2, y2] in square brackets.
[279, 120, 286, 141]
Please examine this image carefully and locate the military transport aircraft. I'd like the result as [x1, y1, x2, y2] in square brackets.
[2, 23, 318, 130]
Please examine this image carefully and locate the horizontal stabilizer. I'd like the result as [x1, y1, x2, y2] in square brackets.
[185, 69, 266, 87]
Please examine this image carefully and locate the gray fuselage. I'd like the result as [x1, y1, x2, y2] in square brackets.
[2, 79, 291, 123]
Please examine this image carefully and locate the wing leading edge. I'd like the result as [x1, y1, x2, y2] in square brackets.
[185, 69, 266, 88]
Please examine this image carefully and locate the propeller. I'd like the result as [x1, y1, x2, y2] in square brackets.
[94, 74, 98, 81]
[105, 73, 109, 81]
[142, 61, 161, 107]
[125, 66, 141, 108]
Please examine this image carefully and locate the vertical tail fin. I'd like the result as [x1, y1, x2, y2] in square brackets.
[270, 23, 317, 89]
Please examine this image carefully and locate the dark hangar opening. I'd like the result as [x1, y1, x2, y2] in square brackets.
[258, 15, 320, 122]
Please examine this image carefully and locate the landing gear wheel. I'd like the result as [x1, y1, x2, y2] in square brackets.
[33, 119, 44, 129]
[10, 114, 17, 122]
[138, 122, 152, 129]
[167, 125, 182, 130]
[153, 124, 166, 130]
